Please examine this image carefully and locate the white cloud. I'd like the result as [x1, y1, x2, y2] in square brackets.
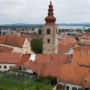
[0, 0, 90, 24]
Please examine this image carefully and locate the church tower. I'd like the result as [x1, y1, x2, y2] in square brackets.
[42, 1, 58, 54]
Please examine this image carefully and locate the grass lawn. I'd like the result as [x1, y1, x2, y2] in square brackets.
[0, 73, 52, 90]
[0, 73, 3, 78]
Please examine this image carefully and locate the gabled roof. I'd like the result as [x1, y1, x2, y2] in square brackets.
[17, 54, 30, 66]
[0, 45, 13, 53]
[41, 62, 62, 77]
[0, 35, 25, 48]
[58, 35, 76, 44]
[34, 53, 68, 64]
[0, 35, 7, 44]
[0, 53, 21, 64]
[28, 61, 44, 73]
[72, 51, 90, 67]
[23, 53, 70, 77]
[58, 43, 72, 53]
[5, 35, 25, 47]
[58, 64, 89, 86]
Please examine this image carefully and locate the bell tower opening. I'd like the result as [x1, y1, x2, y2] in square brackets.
[47, 29, 50, 34]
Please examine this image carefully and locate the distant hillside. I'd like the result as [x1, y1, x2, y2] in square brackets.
[58, 23, 90, 26]
[1, 23, 90, 27]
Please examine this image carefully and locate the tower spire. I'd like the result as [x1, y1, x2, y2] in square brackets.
[44, 1, 56, 26]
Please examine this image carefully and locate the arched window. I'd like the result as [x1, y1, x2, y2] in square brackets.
[47, 39, 50, 43]
[47, 29, 50, 34]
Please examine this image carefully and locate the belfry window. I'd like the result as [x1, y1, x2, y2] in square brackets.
[47, 29, 50, 34]
[47, 39, 50, 43]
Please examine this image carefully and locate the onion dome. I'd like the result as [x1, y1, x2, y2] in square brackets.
[44, 1, 56, 26]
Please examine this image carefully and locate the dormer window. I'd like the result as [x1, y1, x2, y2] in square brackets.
[47, 29, 50, 34]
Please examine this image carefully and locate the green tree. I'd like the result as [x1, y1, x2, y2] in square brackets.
[30, 38, 42, 54]
[87, 28, 90, 32]
[38, 29, 42, 35]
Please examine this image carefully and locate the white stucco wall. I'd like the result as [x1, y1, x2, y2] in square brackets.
[0, 63, 15, 72]
[58, 82, 83, 90]
[22, 38, 33, 54]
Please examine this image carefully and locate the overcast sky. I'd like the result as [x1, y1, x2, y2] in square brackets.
[0, 0, 90, 24]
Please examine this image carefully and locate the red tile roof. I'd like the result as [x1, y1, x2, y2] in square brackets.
[58, 35, 76, 44]
[0, 35, 7, 44]
[0, 45, 13, 53]
[0, 53, 21, 64]
[79, 41, 90, 46]
[58, 43, 72, 53]
[41, 62, 62, 77]
[17, 54, 30, 66]
[58, 64, 89, 86]
[73, 44, 81, 51]
[83, 73, 90, 88]
[72, 51, 90, 67]
[28, 61, 44, 73]
[0, 35, 25, 47]
[23, 53, 70, 77]
[82, 46, 90, 51]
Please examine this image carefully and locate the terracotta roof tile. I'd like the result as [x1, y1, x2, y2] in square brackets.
[29, 61, 44, 73]
[34, 53, 68, 64]
[0, 35, 25, 47]
[83, 73, 90, 88]
[72, 51, 90, 67]
[0, 35, 7, 44]
[5, 35, 25, 47]
[58, 35, 76, 44]
[58, 64, 89, 86]
[82, 46, 90, 51]
[41, 62, 62, 77]
[0, 45, 13, 53]
[23, 53, 70, 77]
[58, 43, 72, 53]
[0, 53, 21, 64]
[73, 44, 81, 51]
[17, 54, 30, 66]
